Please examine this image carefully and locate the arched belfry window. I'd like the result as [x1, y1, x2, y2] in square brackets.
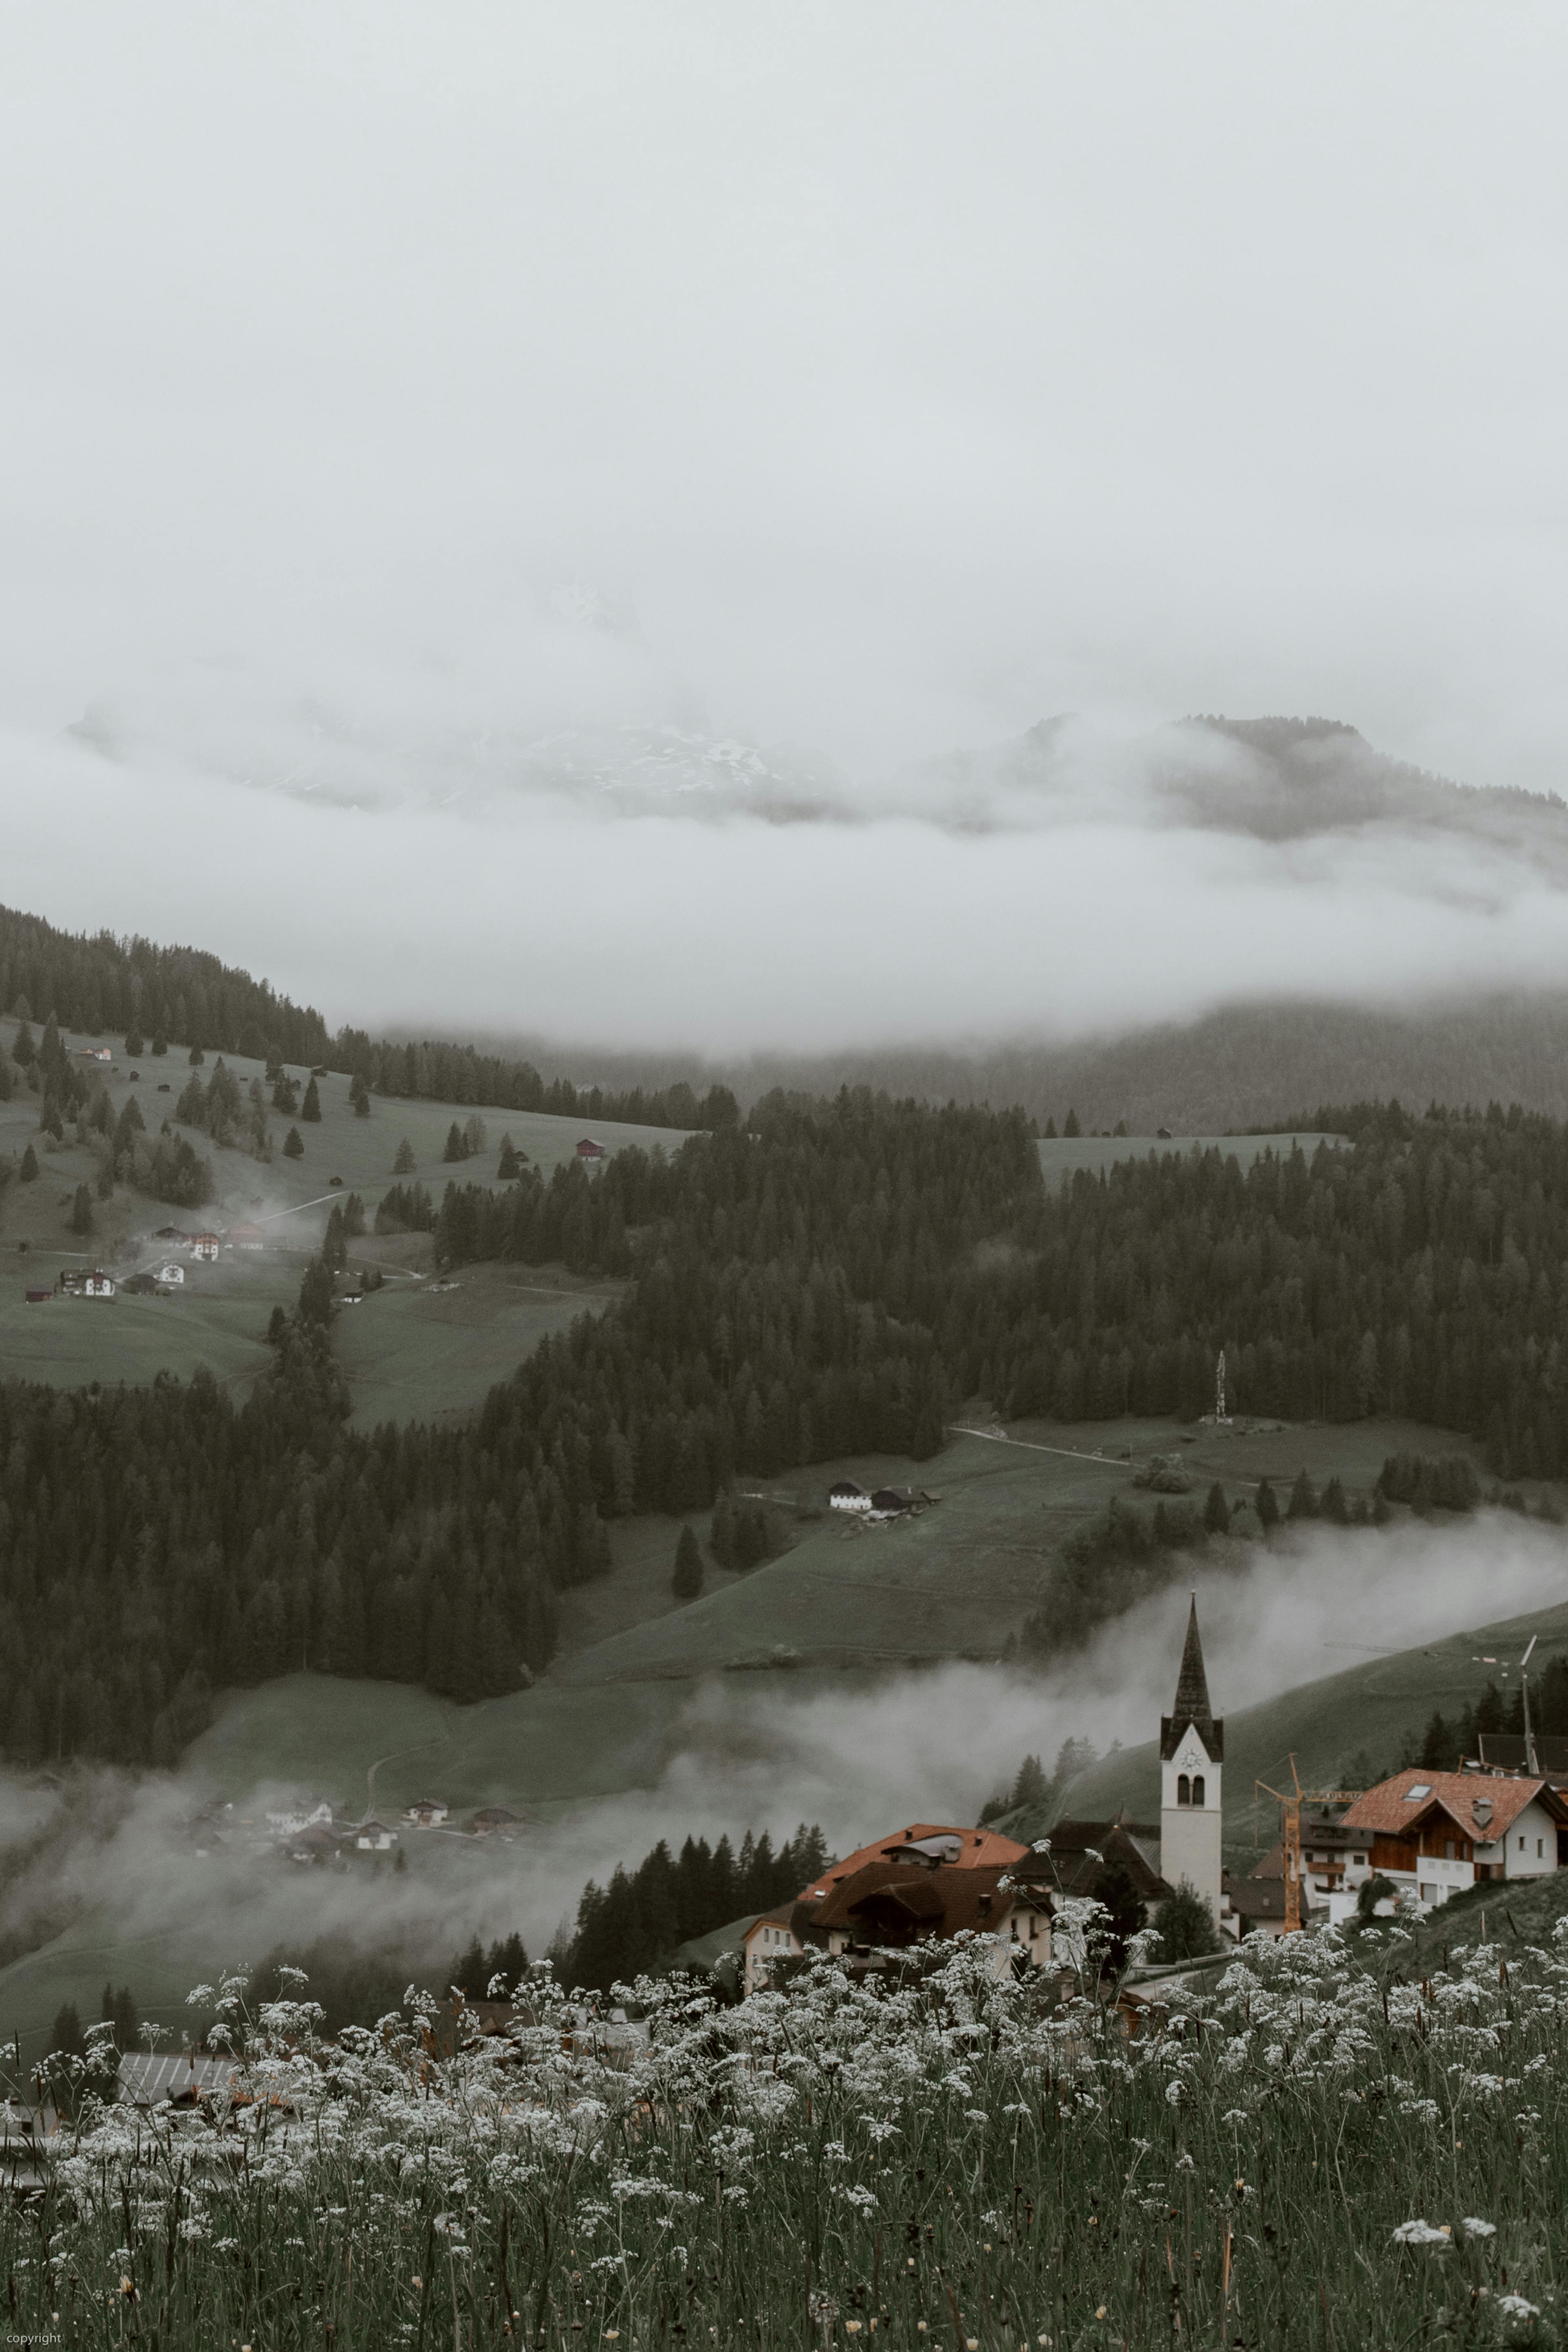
[1192, 1775, 1205, 1807]
[1176, 1774, 1191, 1806]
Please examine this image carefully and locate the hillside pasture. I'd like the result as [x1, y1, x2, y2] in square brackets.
[0, 1013, 673, 1412]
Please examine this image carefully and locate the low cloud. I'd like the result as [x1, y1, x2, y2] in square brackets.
[12, 717, 1568, 1059]
[3, 1512, 1561, 2042]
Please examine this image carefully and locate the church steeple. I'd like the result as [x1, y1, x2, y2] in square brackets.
[1160, 1593, 1223, 1761]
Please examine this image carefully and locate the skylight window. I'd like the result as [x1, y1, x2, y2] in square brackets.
[1404, 1783, 1432, 1801]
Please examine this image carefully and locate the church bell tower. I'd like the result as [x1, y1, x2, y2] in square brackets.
[1159, 1594, 1223, 1923]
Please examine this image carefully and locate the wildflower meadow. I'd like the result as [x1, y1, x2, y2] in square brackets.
[3, 1915, 1565, 2350]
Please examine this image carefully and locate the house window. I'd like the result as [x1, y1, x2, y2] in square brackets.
[1192, 1776, 1205, 1808]
[1444, 1841, 1454, 1860]
[1177, 1774, 1190, 1806]
[1519, 1836, 1526, 1852]
[1538, 1839, 1545, 1859]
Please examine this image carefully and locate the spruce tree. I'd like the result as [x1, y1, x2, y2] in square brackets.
[349, 1073, 371, 1118]
[393, 1137, 417, 1174]
[19, 1141, 37, 1182]
[1150, 1880, 1218, 1962]
[497, 1135, 521, 1180]
[672, 1525, 704, 1599]
[1254, 1477, 1279, 1529]
[1203, 1480, 1230, 1534]
[1063, 1108, 1082, 1137]
[442, 1121, 466, 1163]
[69, 1182, 94, 1236]
[151, 1031, 167, 1056]
[188, 1043, 205, 1066]
[124, 1027, 144, 1057]
[302, 1075, 323, 1122]
[1287, 1469, 1319, 1520]
[283, 1126, 304, 1158]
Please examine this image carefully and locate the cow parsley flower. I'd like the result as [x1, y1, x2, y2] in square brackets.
[1391, 2221, 1450, 2247]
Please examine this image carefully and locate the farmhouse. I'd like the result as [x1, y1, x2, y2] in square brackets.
[1019, 1817, 1170, 1918]
[743, 1823, 1033, 1991]
[76, 1046, 111, 1063]
[577, 1137, 606, 1161]
[471, 1805, 526, 1838]
[1336, 1769, 1568, 1912]
[58, 1268, 116, 1299]
[405, 1797, 449, 1827]
[828, 1480, 872, 1512]
[188, 1233, 220, 1262]
[353, 1820, 398, 1852]
[158, 1262, 185, 1285]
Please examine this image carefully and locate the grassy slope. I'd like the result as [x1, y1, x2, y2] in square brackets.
[1030, 1596, 1568, 1866]
[0, 1012, 675, 1418]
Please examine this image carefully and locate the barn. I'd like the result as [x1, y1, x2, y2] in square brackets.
[576, 1137, 607, 1161]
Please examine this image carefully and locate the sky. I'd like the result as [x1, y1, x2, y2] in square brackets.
[6, 3, 1568, 1052]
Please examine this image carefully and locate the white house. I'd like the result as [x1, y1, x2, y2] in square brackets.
[1334, 1769, 1568, 1917]
[157, 1262, 185, 1285]
[405, 1798, 449, 1827]
[188, 1233, 220, 1262]
[829, 1480, 873, 1514]
[353, 1820, 398, 1852]
[80, 1270, 117, 1299]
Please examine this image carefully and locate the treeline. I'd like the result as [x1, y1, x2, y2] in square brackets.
[0, 903, 330, 1067]
[1408, 1655, 1568, 1774]
[0, 1095, 1029, 1764]
[1013, 1452, 1483, 1667]
[565, 1824, 829, 1992]
[0, 901, 733, 1132]
[960, 1108, 1568, 1477]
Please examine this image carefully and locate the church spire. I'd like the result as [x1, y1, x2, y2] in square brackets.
[1160, 1592, 1223, 1761]
[1172, 1592, 1212, 1732]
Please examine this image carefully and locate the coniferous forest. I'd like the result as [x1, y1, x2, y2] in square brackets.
[11, 1082, 1568, 1765]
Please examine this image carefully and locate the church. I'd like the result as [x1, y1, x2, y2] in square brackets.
[1158, 1594, 1224, 1922]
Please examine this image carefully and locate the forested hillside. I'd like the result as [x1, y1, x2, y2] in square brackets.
[952, 1103, 1568, 1478]
[10, 1086, 1568, 1769]
[0, 1095, 1027, 1765]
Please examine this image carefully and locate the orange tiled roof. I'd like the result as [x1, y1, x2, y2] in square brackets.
[800, 1824, 1028, 1902]
[1341, 1770, 1564, 1842]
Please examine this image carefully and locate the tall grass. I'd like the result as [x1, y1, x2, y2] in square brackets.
[3, 1918, 1564, 2348]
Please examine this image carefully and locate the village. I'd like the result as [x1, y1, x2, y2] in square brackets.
[737, 1601, 1568, 1993]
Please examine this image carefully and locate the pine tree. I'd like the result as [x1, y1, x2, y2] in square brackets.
[498, 1135, 521, 1180]
[125, 1027, 144, 1057]
[1320, 1476, 1350, 1525]
[393, 1137, 417, 1174]
[19, 1141, 37, 1182]
[49, 2001, 85, 2059]
[297, 1257, 334, 1325]
[151, 1031, 167, 1056]
[1009, 1753, 1047, 1808]
[272, 1072, 299, 1114]
[283, 1126, 304, 1158]
[1150, 1880, 1218, 1962]
[348, 1073, 370, 1117]
[442, 1121, 467, 1163]
[302, 1076, 323, 1122]
[672, 1525, 704, 1600]
[1063, 1108, 1082, 1137]
[1203, 1480, 1230, 1534]
[69, 1182, 94, 1235]
[1287, 1469, 1319, 1520]
[188, 1043, 205, 1066]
